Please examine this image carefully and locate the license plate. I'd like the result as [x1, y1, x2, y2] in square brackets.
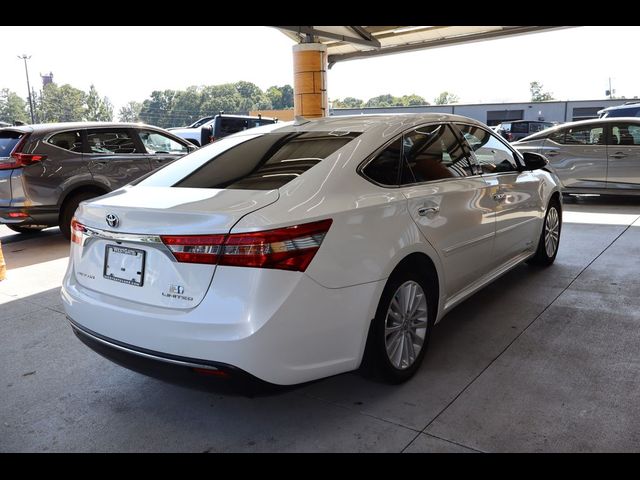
[103, 245, 146, 286]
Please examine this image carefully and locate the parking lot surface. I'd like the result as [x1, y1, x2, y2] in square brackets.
[1, 197, 639, 452]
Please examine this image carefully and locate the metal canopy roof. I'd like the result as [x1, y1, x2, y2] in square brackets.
[275, 26, 573, 67]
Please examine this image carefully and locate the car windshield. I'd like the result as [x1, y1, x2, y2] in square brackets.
[139, 130, 361, 190]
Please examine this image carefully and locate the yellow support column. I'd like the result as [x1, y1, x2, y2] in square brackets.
[0, 240, 6, 281]
[293, 43, 328, 118]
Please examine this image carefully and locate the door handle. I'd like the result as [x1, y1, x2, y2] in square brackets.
[417, 206, 439, 216]
[609, 152, 628, 159]
[493, 193, 507, 202]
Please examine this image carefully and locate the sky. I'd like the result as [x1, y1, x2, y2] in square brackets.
[1, 26, 639, 116]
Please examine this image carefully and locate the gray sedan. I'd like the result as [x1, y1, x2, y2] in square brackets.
[513, 118, 640, 195]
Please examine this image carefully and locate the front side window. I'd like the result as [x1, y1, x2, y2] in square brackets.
[47, 130, 83, 152]
[400, 124, 473, 184]
[138, 130, 188, 154]
[456, 124, 519, 174]
[86, 129, 140, 154]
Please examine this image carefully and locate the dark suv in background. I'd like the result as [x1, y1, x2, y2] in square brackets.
[168, 113, 277, 146]
[496, 120, 555, 142]
[598, 101, 640, 118]
[0, 122, 194, 238]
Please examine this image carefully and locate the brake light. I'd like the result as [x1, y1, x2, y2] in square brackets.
[161, 219, 332, 272]
[209, 136, 215, 143]
[70, 217, 86, 245]
[0, 134, 45, 170]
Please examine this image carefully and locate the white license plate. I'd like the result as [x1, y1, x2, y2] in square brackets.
[103, 245, 146, 287]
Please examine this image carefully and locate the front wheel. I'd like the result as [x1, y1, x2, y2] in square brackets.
[528, 199, 561, 266]
[362, 268, 436, 384]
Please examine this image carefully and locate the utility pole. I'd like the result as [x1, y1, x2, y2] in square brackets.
[17, 54, 35, 124]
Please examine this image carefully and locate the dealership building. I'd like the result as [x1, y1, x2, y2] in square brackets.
[332, 98, 631, 125]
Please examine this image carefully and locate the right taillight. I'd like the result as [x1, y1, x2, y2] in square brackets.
[161, 219, 332, 272]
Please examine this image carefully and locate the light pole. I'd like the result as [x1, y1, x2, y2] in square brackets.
[17, 54, 35, 124]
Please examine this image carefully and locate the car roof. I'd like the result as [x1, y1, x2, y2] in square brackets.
[516, 116, 640, 142]
[0, 121, 165, 135]
[258, 113, 488, 134]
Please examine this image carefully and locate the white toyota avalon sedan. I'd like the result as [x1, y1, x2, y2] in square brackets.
[62, 114, 562, 387]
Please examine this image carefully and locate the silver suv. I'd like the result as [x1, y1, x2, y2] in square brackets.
[598, 101, 640, 118]
[0, 122, 194, 238]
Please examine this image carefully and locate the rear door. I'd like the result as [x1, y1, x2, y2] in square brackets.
[398, 123, 496, 298]
[85, 127, 152, 190]
[606, 122, 640, 190]
[135, 128, 190, 171]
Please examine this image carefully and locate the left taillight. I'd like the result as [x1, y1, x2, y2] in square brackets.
[0, 134, 46, 170]
[70, 217, 86, 245]
[161, 218, 333, 272]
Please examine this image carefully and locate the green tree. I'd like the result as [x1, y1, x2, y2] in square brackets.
[279, 84, 294, 109]
[0, 89, 29, 124]
[37, 83, 86, 123]
[234, 81, 272, 112]
[433, 91, 459, 105]
[530, 81, 554, 102]
[365, 94, 405, 107]
[266, 85, 294, 109]
[118, 101, 143, 122]
[401, 94, 428, 106]
[85, 84, 113, 121]
[139, 89, 179, 128]
[332, 97, 364, 109]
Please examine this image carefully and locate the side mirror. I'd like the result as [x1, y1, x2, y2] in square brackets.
[521, 151, 548, 171]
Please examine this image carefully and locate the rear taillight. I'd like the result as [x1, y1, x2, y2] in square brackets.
[209, 136, 215, 143]
[0, 134, 45, 170]
[161, 219, 332, 272]
[506, 132, 513, 142]
[71, 217, 86, 245]
[8, 212, 28, 218]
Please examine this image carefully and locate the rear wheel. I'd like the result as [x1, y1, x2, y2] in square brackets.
[6, 225, 44, 234]
[362, 267, 436, 384]
[528, 198, 561, 266]
[60, 191, 103, 240]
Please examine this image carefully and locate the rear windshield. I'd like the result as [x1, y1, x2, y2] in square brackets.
[140, 131, 361, 190]
[511, 123, 529, 133]
[0, 131, 23, 158]
[603, 107, 640, 118]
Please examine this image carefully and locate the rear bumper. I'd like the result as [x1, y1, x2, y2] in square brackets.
[68, 317, 269, 392]
[62, 264, 384, 385]
[0, 206, 59, 226]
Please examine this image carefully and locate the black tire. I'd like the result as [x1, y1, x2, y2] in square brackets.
[528, 198, 562, 266]
[6, 224, 44, 234]
[361, 266, 437, 384]
[60, 191, 102, 240]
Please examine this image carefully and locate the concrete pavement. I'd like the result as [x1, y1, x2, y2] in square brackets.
[1, 197, 639, 452]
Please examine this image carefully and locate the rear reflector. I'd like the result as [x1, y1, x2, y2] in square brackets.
[8, 212, 28, 218]
[161, 219, 332, 272]
[192, 367, 229, 378]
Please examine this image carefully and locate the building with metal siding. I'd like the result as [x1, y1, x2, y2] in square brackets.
[331, 99, 632, 125]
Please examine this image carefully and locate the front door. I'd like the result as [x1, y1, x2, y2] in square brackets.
[455, 123, 542, 269]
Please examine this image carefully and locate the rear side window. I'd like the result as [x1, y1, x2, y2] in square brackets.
[551, 125, 604, 145]
[86, 129, 141, 154]
[173, 131, 360, 190]
[511, 123, 529, 134]
[362, 138, 402, 186]
[0, 131, 23, 158]
[47, 130, 83, 152]
[218, 118, 250, 136]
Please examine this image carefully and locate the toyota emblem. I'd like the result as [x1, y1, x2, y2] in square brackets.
[106, 214, 119, 228]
